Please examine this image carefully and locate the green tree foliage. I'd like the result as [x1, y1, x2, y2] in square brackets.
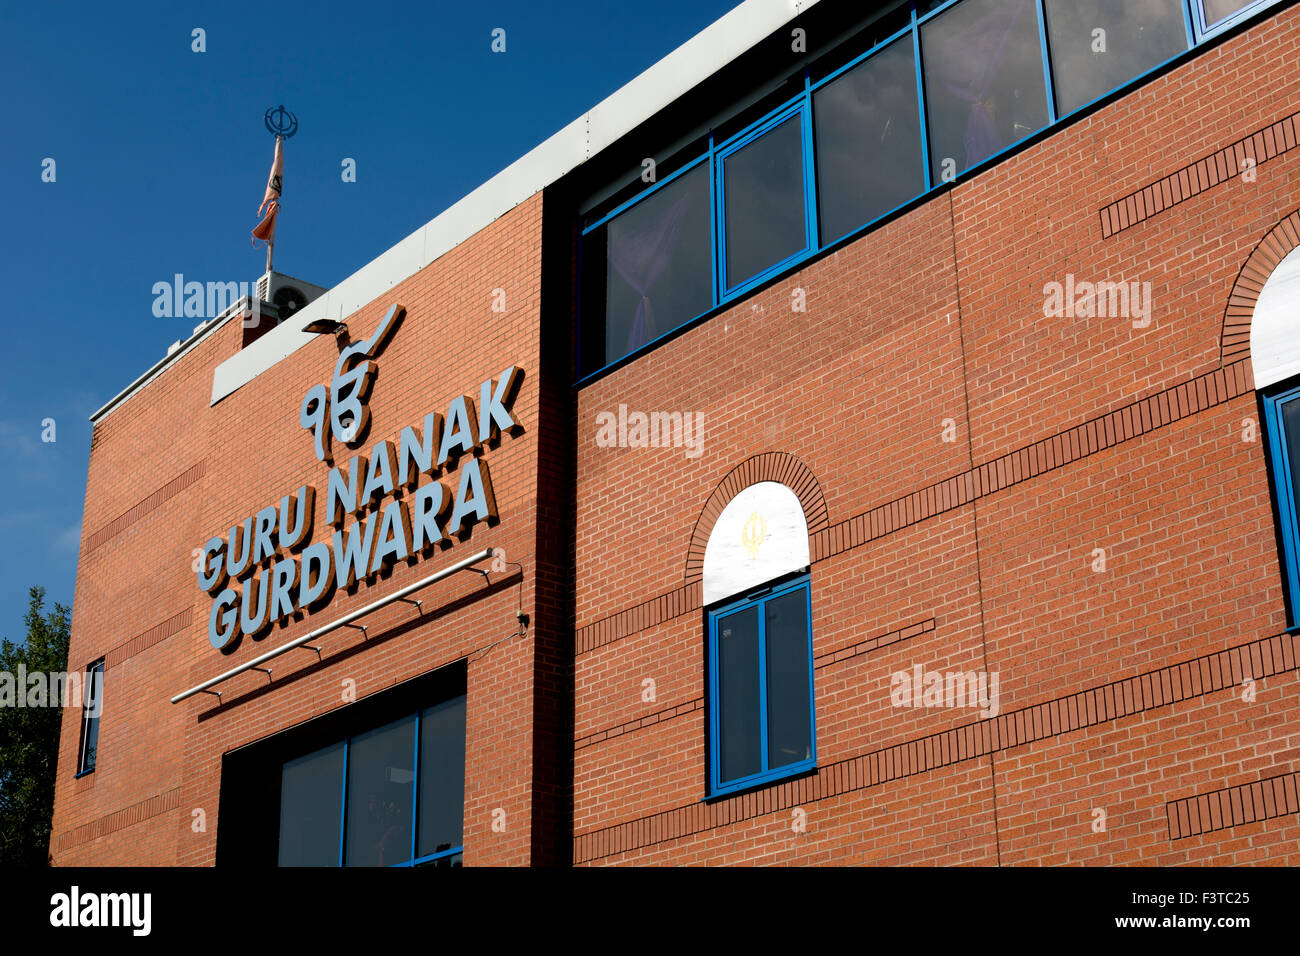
[0, 587, 71, 865]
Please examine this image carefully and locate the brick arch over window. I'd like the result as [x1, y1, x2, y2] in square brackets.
[685, 452, 829, 586]
[1221, 208, 1300, 366]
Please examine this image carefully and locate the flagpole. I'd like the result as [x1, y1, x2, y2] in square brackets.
[255, 110, 294, 275]
[266, 132, 280, 274]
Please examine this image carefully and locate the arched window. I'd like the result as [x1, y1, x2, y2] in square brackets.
[702, 482, 815, 796]
[1252, 245, 1300, 625]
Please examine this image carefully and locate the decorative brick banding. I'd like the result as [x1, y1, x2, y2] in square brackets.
[1166, 771, 1300, 840]
[577, 360, 1251, 655]
[1099, 111, 1300, 239]
[575, 630, 1297, 862]
[103, 608, 193, 669]
[83, 462, 205, 555]
[55, 788, 182, 854]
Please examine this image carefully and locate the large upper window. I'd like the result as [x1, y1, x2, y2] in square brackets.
[719, 110, 813, 291]
[921, 0, 1049, 180]
[1044, 0, 1189, 116]
[583, 161, 713, 371]
[277, 694, 466, 867]
[813, 35, 925, 245]
[576, 0, 1283, 380]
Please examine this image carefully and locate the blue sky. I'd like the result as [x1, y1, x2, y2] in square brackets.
[0, 0, 736, 645]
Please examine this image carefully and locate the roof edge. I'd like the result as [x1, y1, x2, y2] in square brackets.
[92, 0, 819, 419]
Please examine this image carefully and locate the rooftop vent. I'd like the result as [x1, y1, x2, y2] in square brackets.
[243, 271, 328, 349]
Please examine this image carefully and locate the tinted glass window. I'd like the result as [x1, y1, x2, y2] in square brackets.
[278, 742, 344, 866]
[1045, 0, 1188, 116]
[600, 162, 712, 369]
[417, 695, 466, 860]
[1203, 0, 1256, 26]
[345, 715, 416, 867]
[764, 589, 812, 770]
[716, 604, 762, 783]
[922, 0, 1049, 179]
[723, 115, 808, 288]
[814, 37, 925, 244]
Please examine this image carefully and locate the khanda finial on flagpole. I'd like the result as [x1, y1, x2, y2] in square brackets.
[252, 105, 298, 272]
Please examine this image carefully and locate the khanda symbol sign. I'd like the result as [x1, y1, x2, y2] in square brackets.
[300, 303, 404, 462]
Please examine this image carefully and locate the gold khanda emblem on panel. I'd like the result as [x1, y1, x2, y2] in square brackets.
[741, 512, 766, 559]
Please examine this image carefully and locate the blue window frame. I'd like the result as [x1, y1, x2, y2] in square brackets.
[813, 32, 927, 246]
[75, 659, 104, 777]
[276, 694, 466, 867]
[707, 575, 816, 797]
[1041, 0, 1191, 120]
[1194, 0, 1276, 38]
[1261, 380, 1300, 625]
[716, 102, 817, 296]
[576, 0, 1285, 382]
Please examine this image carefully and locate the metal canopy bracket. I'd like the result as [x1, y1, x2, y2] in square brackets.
[171, 548, 494, 704]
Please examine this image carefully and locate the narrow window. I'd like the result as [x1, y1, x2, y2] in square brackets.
[75, 659, 104, 776]
[921, 0, 1050, 180]
[1043, 0, 1189, 116]
[708, 576, 815, 796]
[813, 36, 925, 245]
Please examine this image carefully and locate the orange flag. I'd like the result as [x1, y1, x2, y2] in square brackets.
[252, 136, 283, 245]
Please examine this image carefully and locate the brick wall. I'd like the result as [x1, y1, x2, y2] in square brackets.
[571, 6, 1300, 864]
[50, 4, 1300, 868]
[52, 193, 552, 865]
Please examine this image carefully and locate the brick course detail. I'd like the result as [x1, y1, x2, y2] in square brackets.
[1167, 771, 1300, 840]
[575, 631, 1297, 863]
[82, 462, 205, 554]
[1098, 111, 1300, 239]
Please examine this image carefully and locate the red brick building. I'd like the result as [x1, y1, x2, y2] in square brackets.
[53, 0, 1300, 865]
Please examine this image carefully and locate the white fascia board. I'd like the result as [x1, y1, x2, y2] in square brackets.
[198, 0, 818, 406]
[586, 0, 809, 155]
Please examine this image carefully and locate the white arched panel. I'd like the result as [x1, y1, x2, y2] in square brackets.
[702, 482, 809, 606]
[1251, 244, 1300, 389]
